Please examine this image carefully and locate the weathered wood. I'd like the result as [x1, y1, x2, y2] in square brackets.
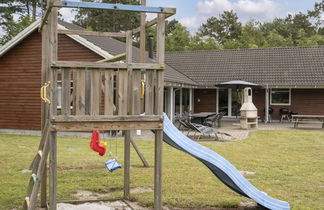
[90, 70, 100, 115]
[154, 13, 165, 210]
[85, 70, 91, 115]
[40, 162, 47, 208]
[52, 121, 163, 131]
[61, 68, 71, 115]
[52, 61, 164, 70]
[28, 130, 50, 210]
[154, 130, 163, 210]
[104, 70, 114, 115]
[51, 115, 162, 122]
[130, 137, 149, 167]
[53, 1, 176, 14]
[97, 53, 126, 63]
[145, 71, 154, 114]
[49, 131, 57, 210]
[117, 70, 128, 115]
[75, 70, 86, 115]
[132, 13, 174, 34]
[57, 29, 126, 38]
[39, 1, 54, 32]
[124, 130, 131, 199]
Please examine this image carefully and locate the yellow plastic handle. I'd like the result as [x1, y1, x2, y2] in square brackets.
[40, 86, 45, 102]
[40, 82, 51, 104]
[141, 80, 145, 98]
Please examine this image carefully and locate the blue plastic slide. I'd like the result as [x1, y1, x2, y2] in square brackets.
[162, 113, 290, 210]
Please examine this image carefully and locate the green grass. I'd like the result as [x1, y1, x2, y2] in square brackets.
[0, 130, 323, 209]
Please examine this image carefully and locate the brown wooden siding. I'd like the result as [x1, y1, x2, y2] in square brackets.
[253, 89, 324, 120]
[0, 31, 103, 130]
[194, 89, 216, 113]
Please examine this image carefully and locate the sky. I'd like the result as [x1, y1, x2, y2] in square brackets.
[143, 0, 321, 31]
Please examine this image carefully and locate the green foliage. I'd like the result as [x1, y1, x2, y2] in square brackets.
[165, 22, 190, 51]
[73, 0, 140, 32]
[199, 10, 242, 45]
[0, 0, 40, 45]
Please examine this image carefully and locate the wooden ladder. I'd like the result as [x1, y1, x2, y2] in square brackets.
[22, 121, 50, 210]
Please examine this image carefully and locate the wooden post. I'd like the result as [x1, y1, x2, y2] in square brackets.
[49, 131, 57, 210]
[189, 88, 193, 114]
[124, 30, 132, 199]
[216, 88, 219, 114]
[179, 88, 183, 115]
[265, 87, 269, 123]
[154, 13, 165, 210]
[169, 87, 174, 121]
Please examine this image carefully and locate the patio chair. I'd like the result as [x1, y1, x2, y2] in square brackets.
[187, 121, 232, 141]
[203, 112, 225, 128]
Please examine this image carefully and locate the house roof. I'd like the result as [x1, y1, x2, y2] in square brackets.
[165, 47, 324, 88]
[0, 20, 197, 86]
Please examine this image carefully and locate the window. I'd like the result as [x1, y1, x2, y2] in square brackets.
[270, 89, 291, 105]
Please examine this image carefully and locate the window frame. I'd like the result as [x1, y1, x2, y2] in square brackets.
[270, 88, 291, 106]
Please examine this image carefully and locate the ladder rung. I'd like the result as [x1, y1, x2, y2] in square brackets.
[38, 150, 43, 157]
[25, 197, 30, 208]
[31, 173, 37, 182]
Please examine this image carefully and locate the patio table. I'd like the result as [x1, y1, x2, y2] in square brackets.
[190, 112, 216, 124]
[291, 115, 324, 128]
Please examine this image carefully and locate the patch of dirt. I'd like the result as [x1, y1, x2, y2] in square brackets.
[73, 190, 99, 200]
[130, 187, 153, 194]
[239, 171, 256, 175]
[21, 169, 32, 173]
[57, 201, 131, 210]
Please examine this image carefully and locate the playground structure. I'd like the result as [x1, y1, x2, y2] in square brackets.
[23, 0, 175, 209]
[22, 1, 290, 209]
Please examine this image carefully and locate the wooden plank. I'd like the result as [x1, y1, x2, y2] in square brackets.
[145, 72, 154, 114]
[124, 130, 131, 199]
[53, 1, 176, 14]
[39, 2, 54, 32]
[52, 121, 163, 131]
[117, 70, 128, 115]
[51, 115, 162, 122]
[130, 137, 149, 167]
[104, 70, 115, 115]
[75, 71, 86, 115]
[61, 68, 71, 115]
[132, 13, 174, 34]
[97, 53, 126, 63]
[57, 29, 126, 38]
[52, 61, 164, 70]
[154, 130, 163, 210]
[49, 131, 57, 210]
[85, 70, 91, 115]
[90, 70, 100, 115]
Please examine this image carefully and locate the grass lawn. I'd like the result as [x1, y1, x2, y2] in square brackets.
[0, 130, 323, 210]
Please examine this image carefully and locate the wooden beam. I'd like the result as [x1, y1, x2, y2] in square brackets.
[97, 53, 126, 63]
[39, 2, 54, 32]
[53, 1, 176, 14]
[132, 13, 173, 34]
[51, 115, 163, 123]
[57, 29, 126, 38]
[52, 61, 164, 70]
[51, 121, 163, 131]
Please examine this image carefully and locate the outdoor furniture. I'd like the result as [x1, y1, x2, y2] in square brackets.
[263, 107, 273, 122]
[291, 115, 324, 128]
[203, 112, 225, 128]
[186, 121, 232, 141]
[279, 108, 290, 122]
[191, 112, 216, 124]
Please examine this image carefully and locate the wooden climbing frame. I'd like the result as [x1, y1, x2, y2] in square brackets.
[22, 0, 175, 210]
